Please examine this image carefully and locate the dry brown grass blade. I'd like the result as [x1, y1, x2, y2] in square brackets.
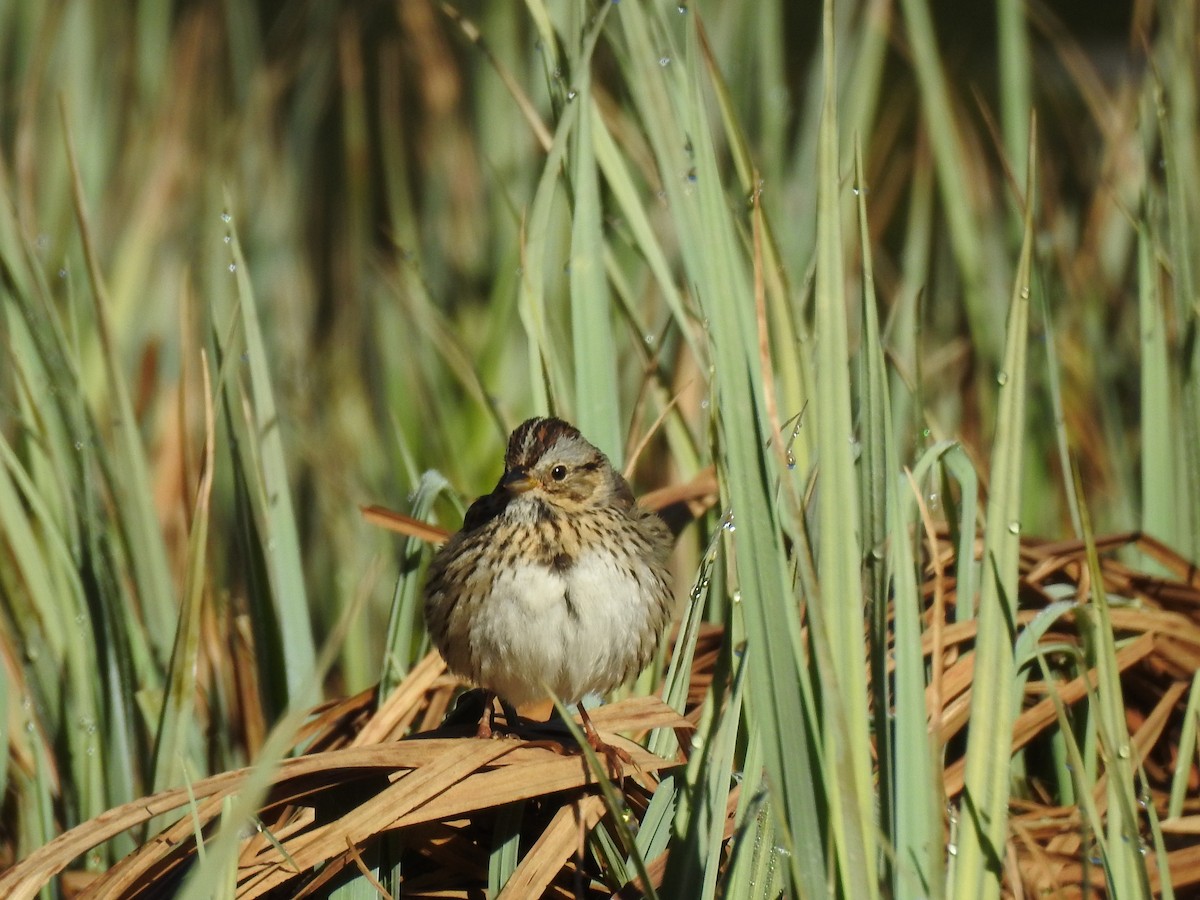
[360, 504, 451, 543]
[352, 651, 449, 746]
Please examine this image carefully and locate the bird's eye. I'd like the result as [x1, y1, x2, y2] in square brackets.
[551, 465, 568, 481]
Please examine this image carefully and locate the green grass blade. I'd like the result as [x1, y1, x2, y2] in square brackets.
[896, 0, 996, 357]
[812, 3, 875, 893]
[223, 198, 317, 713]
[1074, 468, 1152, 897]
[951, 121, 1036, 900]
[1137, 213, 1181, 551]
[569, 40, 622, 462]
[378, 470, 449, 697]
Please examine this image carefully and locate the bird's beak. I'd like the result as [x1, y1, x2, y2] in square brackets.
[501, 467, 538, 494]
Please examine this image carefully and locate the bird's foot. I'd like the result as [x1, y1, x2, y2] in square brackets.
[578, 705, 635, 779]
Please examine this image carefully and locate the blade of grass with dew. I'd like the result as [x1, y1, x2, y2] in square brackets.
[221, 196, 317, 712]
[811, 2, 876, 893]
[648, 528, 718, 758]
[1137, 764, 1175, 900]
[664, 644, 746, 899]
[569, 12, 622, 462]
[722, 717, 774, 900]
[379, 469, 450, 699]
[610, 4, 827, 891]
[150, 353, 215, 795]
[1074, 466, 1152, 897]
[950, 121, 1036, 900]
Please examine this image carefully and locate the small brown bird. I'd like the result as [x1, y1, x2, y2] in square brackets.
[423, 416, 674, 759]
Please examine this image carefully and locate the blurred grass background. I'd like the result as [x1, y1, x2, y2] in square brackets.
[0, 0, 1197, 896]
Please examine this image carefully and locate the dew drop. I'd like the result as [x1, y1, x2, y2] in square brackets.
[1007, 520, 1021, 534]
[997, 371, 1009, 386]
[677, 3, 688, 11]
[221, 211, 232, 224]
[927, 491, 940, 512]
[732, 590, 742, 604]
[644, 332, 656, 346]
[223, 234, 232, 244]
[785, 451, 796, 470]
[566, 89, 577, 101]
[659, 56, 671, 67]
[57, 267, 67, 279]
[685, 168, 697, 184]
[74, 440, 84, 451]
[228, 262, 237, 273]
[699, 398, 710, 410]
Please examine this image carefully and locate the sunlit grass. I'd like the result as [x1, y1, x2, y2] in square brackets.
[1, 0, 1198, 896]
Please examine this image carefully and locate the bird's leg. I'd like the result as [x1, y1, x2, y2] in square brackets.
[475, 691, 497, 740]
[499, 698, 521, 732]
[577, 704, 634, 777]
